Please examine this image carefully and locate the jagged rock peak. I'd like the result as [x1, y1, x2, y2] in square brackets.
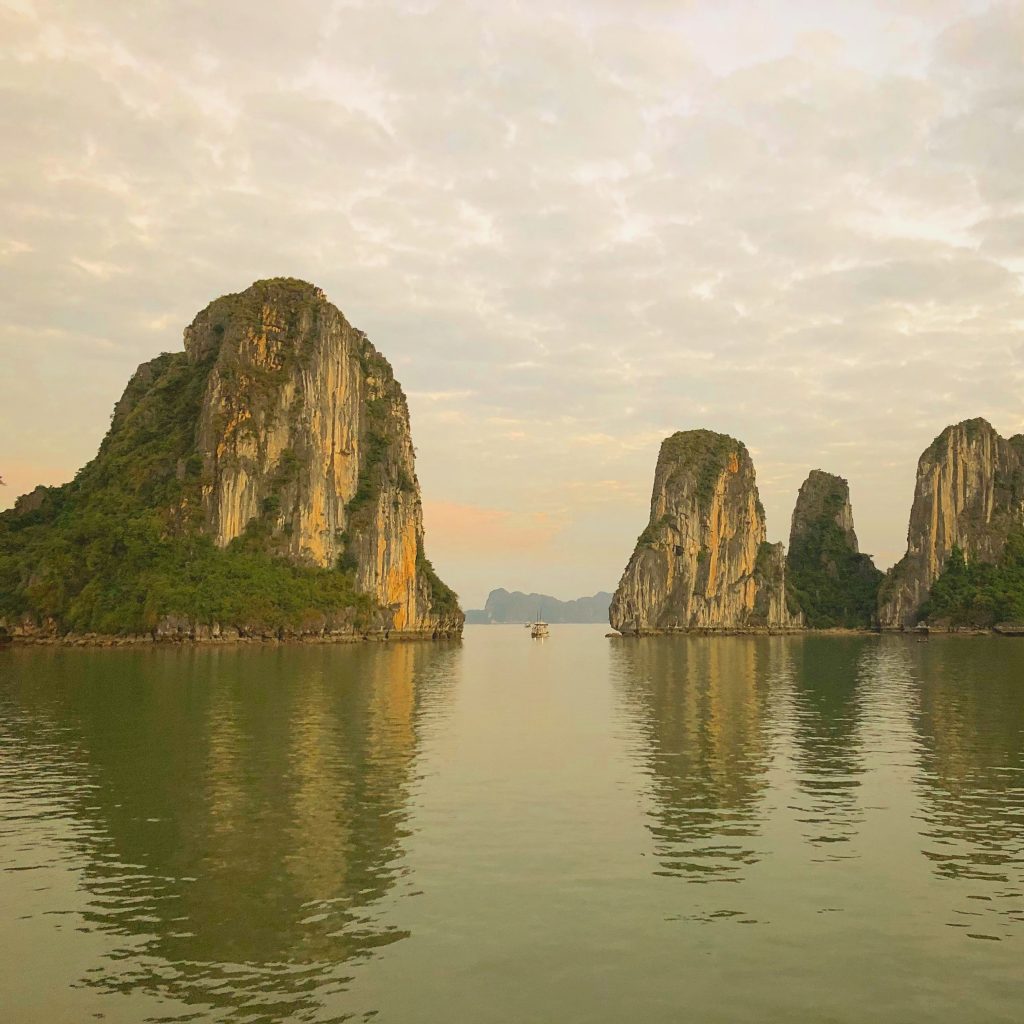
[787, 469, 882, 629]
[789, 470, 858, 553]
[184, 278, 328, 363]
[878, 417, 1024, 628]
[609, 429, 801, 634]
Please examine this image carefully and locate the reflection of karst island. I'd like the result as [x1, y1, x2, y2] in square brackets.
[610, 421, 1024, 635]
[0, 279, 463, 644]
[3, 642, 459, 1016]
[610, 635, 776, 883]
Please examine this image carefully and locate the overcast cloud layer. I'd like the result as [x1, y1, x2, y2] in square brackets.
[2, 0, 1023, 607]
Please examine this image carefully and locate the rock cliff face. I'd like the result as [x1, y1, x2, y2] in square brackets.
[184, 279, 459, 635]
[0, 278, 462, 640]
[787, 471, 882, 629]
[609, 430, 801, 633]
[790, 471, 859, 553]
[879, 418, 1024, 628]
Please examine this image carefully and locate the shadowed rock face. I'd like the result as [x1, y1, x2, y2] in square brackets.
[879, 418, 1024, 629]
[609, 430, 801, 634]
[790, 471, 858, 554]
[185, 279, 462, 636]
[787, 471, 882, 629]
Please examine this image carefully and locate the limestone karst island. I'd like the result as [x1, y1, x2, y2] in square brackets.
[609, 421, 1024, 636]
[0, 279, 463, 643]
[5, 3, 1024, 1020]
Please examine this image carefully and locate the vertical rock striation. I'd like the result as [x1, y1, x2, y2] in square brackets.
[786, 471, 882, 628]
[186, 278, 461, 636]
[879, 418, 1024, 628]
[609, 430, 801, 634]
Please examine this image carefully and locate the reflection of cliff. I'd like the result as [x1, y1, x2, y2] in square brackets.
[611, 636, 781, 882]
[1, 642, 460, 1017]
[908, 643, 1024, 900]
[787, 637, 869, 859]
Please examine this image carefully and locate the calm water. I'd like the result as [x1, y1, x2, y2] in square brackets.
[1, 628, 1023, 1023]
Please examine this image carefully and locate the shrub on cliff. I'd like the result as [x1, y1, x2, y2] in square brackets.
[920, 536, 1024, 627]
[787, 490, 882, 628]
[0, 348, 374, 635]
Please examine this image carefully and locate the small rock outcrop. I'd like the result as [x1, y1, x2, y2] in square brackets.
[787, 471, 882, 629]
[791, 471, 859, 552]
[609, 430, 801, 634]
[879, 418, 1024, 628]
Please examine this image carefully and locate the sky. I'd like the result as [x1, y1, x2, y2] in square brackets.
[2, 0, 1023, 609]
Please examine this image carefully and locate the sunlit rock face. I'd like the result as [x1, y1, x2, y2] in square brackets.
[609, 430, 801, 634]
[187, 278, 462, 636]
[879, 418, 1024, 629]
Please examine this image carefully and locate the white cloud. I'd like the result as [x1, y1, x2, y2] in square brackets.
[2, 0, 1023, 605]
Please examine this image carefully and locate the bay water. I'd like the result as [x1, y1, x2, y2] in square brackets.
[1, 626, 1022, 1022]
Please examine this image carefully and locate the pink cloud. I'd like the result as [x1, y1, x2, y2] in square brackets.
[423, 500, 563, 555]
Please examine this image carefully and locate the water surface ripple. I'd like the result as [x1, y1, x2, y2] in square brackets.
[1, 629, 1022, 1022]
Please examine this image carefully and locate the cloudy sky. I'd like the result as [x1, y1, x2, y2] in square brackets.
[2, 0, 1023, 607]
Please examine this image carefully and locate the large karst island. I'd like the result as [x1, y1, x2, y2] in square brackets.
[878, 418, 1024, 630]
[0, 278, 464, 643]
[610, 420, 1024, 636]
[609, 430, 806, 634]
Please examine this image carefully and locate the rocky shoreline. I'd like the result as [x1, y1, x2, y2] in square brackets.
[5, 623, 1019, 647]
[0, 611, 463, 648]
[606, 624, 1022, 638]
[1, 628, 462, 648]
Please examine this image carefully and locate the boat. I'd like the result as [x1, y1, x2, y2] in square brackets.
[529, 620, 549, 638]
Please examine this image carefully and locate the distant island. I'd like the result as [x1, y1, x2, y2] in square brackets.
[466, 589, 613, 624]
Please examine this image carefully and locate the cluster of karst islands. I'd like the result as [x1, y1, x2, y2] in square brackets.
[2, 278, 1023, 645]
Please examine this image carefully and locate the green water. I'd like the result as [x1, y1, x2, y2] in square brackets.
[1, 627, 1022, 1022]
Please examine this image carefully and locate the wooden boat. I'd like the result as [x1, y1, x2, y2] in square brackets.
[529, 621, 549, 638]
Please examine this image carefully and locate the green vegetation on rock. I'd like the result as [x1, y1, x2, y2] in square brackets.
[416, 539, 461, 619]
[345, 339, 410, 526]
[0, 316, 374, 636]
[926, 416, 991, 460]
[660, 430, 743, 513]
[787, 488, 882, 629]
[919, 534, 1024, 627]
[637, 514, 672, 548]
